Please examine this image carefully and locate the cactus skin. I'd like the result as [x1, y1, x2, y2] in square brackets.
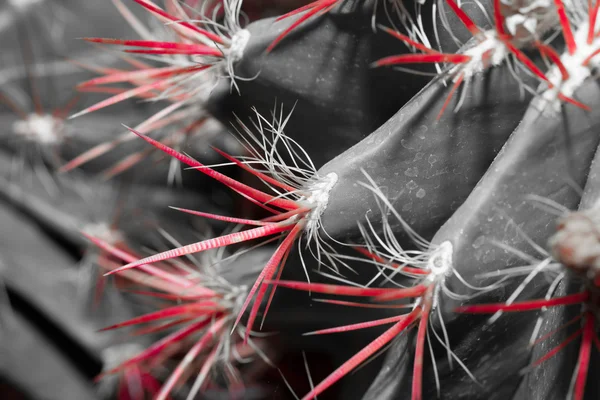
[317, 59, 538, 244]
[433, 82, 600, 310]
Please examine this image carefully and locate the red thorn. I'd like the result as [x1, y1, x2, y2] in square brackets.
[105, 318, 219, 375]
[132, 317, 193, 336]
[573, 312, 595, 400]
[493, 0, 506, 36]
[589, 0, 600, 44]
[124, 290, 213, 301]
[124, 48, 222, 56]
[261, 245, 293, 328]
[583, 47, 600, 66]
[300, 307, 421, 400]
[70, 79, 167, 119]
[593, 332, 600, 352]
[238, 224, 305, 343]
[531, 314, 583, 347]
[274, 0, 331, 22]
[156, 318, 227, 400]
[502, 39, 550, 83]
[536, 42, 569, 80]
[557, 93, 591, 111]
[437, 73, 465, 120]
[531, 328, 583, 367]
[455, 291, 589, 313]
[54, 95, 81, 119]
[126, 127, 301, 211]
[374, 284, 429, 302]
[445, 0, 483, 37]
[82, 231, 204, 291]
[265, 280, 400, 297]
[102, 146, 156, 180]
[83, 38, 221, 58]
[374, 53, 471, 67]
[105, 223, 296, 275]
[210, 146, 298, 193]
[304, 314, 408, 336]
[77, 65, 202, 88]
[261, 207, 312, 223]
[379, 26, 439, 55]
[266, 0, 339, 53]
[0, 92, 29, 119]
[99, 302, 221, 331]
[353, 246, 429, 275]
[552, 0, 577, 55]
[412, 293, 433, 400]
[61, 102, 190, 172]
[313, 299, 414, 309]
[131, 0, 224, 44]
[61, 138, 125, 172]
[170, 206, 274, 226]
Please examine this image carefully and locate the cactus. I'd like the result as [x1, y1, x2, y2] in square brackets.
[2, 0, 600, 399]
